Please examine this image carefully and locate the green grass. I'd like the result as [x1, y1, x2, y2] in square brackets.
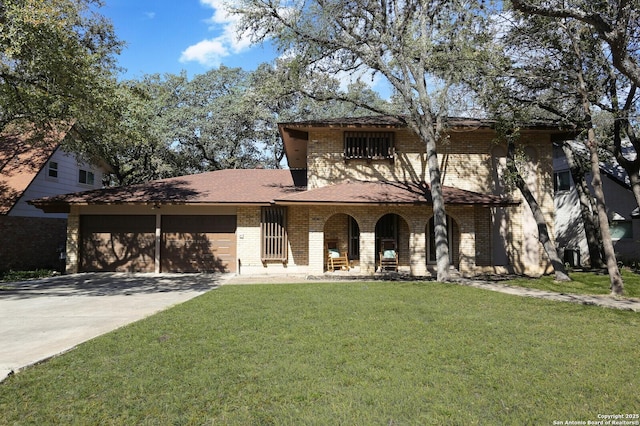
[1, 282, 639, 425]
[0, 269, 57, 283]
[501, 268, 640, 298]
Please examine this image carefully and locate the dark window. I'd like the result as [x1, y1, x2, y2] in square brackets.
[79, 169, 95, 185]
[348, 216, 360, 259]
[554, 170, 571, 192]
[344, 131, 394, 160]
[261, 207, 287, 262]
[48, 161, 58, 178]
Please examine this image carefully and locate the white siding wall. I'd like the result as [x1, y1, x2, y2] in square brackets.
[9, 147, 104, 218]
[554, 151, 640, 265]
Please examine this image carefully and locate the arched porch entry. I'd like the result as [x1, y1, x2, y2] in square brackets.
[426, 214, 460, 268]
[323, 213, 360, 269]
[375, 213, 409, 270]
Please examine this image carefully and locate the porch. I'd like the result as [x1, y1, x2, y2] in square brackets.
[305, 205, 482, 277]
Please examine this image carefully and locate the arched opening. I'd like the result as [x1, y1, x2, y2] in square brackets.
[375, 213, 409, 268]
[426, 214, 460, 267]
[324, 213, 360, 269]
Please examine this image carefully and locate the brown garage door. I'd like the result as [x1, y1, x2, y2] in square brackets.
[80, 215, 156, 272]
[161, 215, 237, 273]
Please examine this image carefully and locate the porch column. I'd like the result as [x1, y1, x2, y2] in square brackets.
[360, 230, 376, 274]
[65, 205, 80, 274]
[154, 213, 161, 274]
[459, 206, 477, 275]
[410, 229, 428, 276]
[308, 212, 325, 274]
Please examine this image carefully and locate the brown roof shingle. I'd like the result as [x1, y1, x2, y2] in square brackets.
[30, 169, 514, 213]
[276, 180, 514, 206]
[0, 129, 61, 214]
[30, 169, 306, 213]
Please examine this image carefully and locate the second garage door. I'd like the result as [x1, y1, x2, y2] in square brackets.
[161, 215, 237, 273]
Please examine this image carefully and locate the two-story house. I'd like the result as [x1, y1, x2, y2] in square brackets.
[30, 116, 574, 277]
[554, 140, 640, 267]
[1, 127, 105, 271]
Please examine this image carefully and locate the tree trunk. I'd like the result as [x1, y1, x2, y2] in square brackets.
[561, 142, 605, 268]
[569, 28, 624, 295]
[507, 138, 571, 281]
[412, 119, 451, 282]
[586, 128, 625, 295]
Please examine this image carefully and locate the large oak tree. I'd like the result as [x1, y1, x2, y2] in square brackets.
[0, 0, 122, 138]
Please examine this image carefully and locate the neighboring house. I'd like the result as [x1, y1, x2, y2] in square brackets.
[31, 116, 574, 277]
[0, 127, 105, 271]
[554, 141, 640, 267]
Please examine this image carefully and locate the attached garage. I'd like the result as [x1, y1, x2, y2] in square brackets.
[29, 169, 300, 275]
[161, 215, 237, 273]
[80, 214, 237, 273]
[80, 215, 156, 272]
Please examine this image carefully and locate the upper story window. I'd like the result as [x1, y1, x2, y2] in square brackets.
[79, 169, 95, 185]
[344, 131, 394, 161]
[554, 170, 571, 192]
[48, 161, 58, 178]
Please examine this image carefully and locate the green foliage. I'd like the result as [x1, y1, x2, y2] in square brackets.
[0, 0, 122, 137]
[233, 0, 497, 121]
[0, 269, 56, 282]
[1, 282, 639, 424]
[71, 63, 393, 184]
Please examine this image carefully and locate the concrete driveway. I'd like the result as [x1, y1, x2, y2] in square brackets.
[0, 272, 225, 382]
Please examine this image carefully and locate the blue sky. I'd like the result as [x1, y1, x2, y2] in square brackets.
[100, 0, 391, 97]
[101, 0, 277, 80]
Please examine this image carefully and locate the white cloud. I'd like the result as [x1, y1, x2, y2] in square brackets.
[144, 11, 156, 20]
[180, 0, 252, 67]
[180, 39, 229, 65]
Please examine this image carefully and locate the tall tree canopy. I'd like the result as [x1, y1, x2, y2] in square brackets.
[0, 0, 122, 137]
[232, 0, 496, 281]
[472, 4, 629, 291]
[68, 63, 389, 186]
[510, 0, 640, 87]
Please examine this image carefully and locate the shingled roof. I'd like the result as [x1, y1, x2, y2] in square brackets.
[276, 180, 515, 206]
[29, 169, 307, 213]
[30, 168, 515, 213]
[0, 128, 62, 214]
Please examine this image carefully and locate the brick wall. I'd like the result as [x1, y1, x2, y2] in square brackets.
[0, 216, 67, 271]
[305, 127, 556, 276]
[307, 128, 507, 193]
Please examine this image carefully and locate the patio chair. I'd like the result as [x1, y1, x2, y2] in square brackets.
[378, 238, 398, 272]
[326, 239, 350, 271]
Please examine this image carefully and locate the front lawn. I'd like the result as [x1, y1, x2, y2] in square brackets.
[1, 282, 639, 424]
[502, 269, 640, 298]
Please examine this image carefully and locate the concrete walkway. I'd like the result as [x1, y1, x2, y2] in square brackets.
[0, 273, 224, 382]
[452, 278, 640, 312]
[225, 273, 640, 312]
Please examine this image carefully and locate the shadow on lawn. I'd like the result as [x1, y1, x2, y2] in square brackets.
[0, 272, 223, 300]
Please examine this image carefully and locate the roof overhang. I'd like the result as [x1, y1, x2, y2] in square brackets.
[273, 180, 518, 207]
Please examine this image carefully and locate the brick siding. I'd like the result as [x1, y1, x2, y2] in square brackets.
[0, 216, 67, 271]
